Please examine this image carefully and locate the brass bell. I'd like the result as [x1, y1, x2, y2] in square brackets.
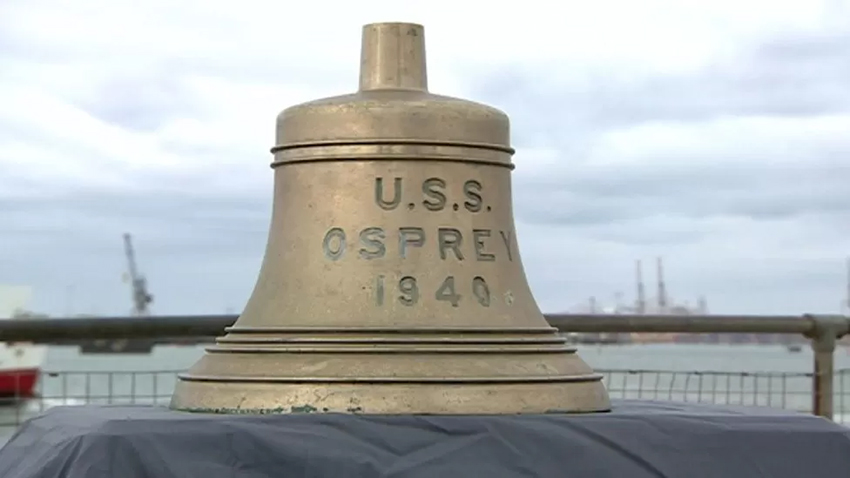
[170, 22, 611, 414]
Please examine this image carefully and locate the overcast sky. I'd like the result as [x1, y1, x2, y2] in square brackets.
[1, 0, 848, 317]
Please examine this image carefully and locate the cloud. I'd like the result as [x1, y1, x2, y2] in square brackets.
[0, 0, 848, 318]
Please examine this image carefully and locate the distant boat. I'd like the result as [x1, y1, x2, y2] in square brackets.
[0, 297, 48, 399]
[786, 344, 803, 353]
[0, 319, 47, 399]
[79, 338, 155, 355]
[66, 313, 157, 355]
[0, 341, 47, 399]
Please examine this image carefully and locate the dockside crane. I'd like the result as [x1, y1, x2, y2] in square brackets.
[844, 257, 850, 316]
[123, 233, 153, 316]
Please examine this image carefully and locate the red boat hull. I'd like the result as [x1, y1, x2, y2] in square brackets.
[0, 368, 39, 398]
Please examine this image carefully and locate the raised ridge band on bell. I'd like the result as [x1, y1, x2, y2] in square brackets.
[270, 143, 515, 168]
[270, 139, 516, 154]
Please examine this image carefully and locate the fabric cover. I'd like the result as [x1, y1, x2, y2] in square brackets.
[1, 400, 849, 477]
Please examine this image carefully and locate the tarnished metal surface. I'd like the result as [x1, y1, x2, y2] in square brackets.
[169, 22, 610, 414]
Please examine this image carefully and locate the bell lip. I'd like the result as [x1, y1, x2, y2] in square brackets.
[221, 326, 562, 334]
[214, 336, 568, 344]
[175, 373, 606, 384]
[202, 346, 578, 354]
[169, 379, 613, 415]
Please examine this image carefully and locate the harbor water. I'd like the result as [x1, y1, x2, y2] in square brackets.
[2, 343, 848, 445]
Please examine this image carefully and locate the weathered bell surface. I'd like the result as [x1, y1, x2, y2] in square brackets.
[170, 22, 611, 414]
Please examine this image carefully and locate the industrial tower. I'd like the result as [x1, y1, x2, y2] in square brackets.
[123, 233, 153, 317]
[845, 257, 850, 316]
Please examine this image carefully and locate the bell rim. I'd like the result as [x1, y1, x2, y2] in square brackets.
[175, 373, 605, 384]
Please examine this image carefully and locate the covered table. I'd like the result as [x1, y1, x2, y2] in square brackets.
[1, 400, 849, 477]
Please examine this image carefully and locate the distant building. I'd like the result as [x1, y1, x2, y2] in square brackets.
[570, 258, 706, 315]
[0, 285, 33, 318]
[567, 258, 709, 344]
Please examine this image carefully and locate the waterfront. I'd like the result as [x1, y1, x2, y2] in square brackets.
[1, 343, 848, 445]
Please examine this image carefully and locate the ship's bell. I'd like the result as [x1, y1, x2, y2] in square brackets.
[170, 22, 611, 414]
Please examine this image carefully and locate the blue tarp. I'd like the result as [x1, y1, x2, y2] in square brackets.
[1, 400, 849, 477]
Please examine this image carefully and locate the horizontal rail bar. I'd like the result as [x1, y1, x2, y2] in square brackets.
[0, 313, 846, 343]
[546, 314, 818, 334]
[0, 315, 233, 342]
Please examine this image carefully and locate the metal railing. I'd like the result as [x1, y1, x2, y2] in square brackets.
[0, 367, 846, 433]
[1, 313, 848, 420]
[601, 369, 841, 416]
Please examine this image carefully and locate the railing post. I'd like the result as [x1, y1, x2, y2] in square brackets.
[804, 314, 849, 420]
